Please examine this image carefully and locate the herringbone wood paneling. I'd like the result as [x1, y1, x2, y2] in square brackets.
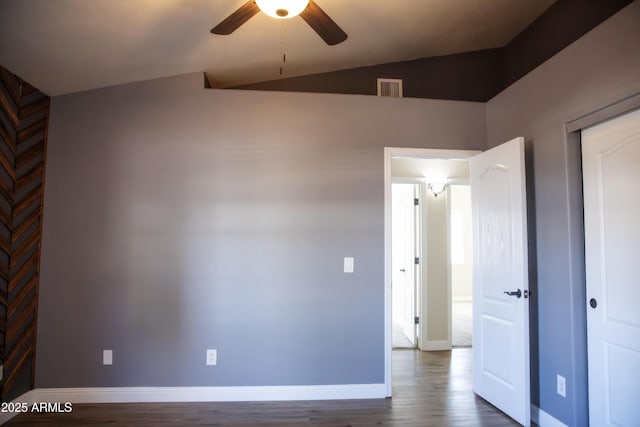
[0, 65, 49, 402]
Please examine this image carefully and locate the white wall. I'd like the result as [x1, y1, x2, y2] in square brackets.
[424, 190, 449, 345]
[390, 158, 469, 180]
[450, 185, 472, 301]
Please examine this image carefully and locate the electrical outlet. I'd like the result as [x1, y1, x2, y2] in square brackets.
[103, 349, 113, 366]
[344, 257, 354, 273]
[557, 374, 566, 397]
[206, 349, 217, 366]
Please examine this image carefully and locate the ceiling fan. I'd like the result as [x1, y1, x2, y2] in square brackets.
[211, 0, 348, 46]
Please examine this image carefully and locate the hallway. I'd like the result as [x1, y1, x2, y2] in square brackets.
[452, 300, 473, 347]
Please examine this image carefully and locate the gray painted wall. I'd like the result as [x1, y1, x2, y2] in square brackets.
[36, 1, 640, 422]
[486, 1, 640, 425]
[37, 75, 486, 388]
[232, 0, 634, 102]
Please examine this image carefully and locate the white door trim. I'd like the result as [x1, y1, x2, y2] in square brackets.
[392, 177, 424, 348]
[391, 181, 420, 347]
[384, 147, 480, 396]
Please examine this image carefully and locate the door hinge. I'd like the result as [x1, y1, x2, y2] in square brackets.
[414, 316, 420, 325]
[414, 257, 419, 265]
[414, 198, 419, 206]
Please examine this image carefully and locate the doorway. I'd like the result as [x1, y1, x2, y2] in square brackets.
[390, 157, 474, 352]
[384, 142, 532, 426]
[582, 107, 640, 426]
[386, 149, 479, 398]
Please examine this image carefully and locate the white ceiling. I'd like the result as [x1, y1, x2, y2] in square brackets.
[392, 158, 470, 181]
[0, 0, 555, 96]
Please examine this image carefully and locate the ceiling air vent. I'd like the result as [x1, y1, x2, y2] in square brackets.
[377, 78, 403, 98]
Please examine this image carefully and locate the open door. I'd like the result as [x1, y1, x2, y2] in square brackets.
[471, 137, 530, 426]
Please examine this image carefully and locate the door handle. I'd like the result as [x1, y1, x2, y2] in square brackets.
[504, 289, 522, 298]
[399, 268, 406, 272]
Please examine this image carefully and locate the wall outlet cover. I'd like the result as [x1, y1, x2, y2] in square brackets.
[206, 349, 217, 366]
[557, 374, 566, 397]
[103, 349, 113, 366]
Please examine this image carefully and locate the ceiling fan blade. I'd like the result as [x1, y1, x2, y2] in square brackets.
[300, 0, 347, 46]
[211, 1, 260, 35]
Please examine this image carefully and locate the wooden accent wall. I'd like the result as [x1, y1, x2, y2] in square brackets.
[0, 65, 49, 401]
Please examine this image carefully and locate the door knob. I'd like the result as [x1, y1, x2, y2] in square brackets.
[504, 289, 522, 298]
[590, 298, 597, 309]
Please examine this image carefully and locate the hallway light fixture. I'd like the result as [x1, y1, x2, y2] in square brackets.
[255, 0, 309, 19]
[426, 182, 448, 198]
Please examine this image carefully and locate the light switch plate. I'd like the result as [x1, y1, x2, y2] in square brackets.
[103, 349, 113, 365]
[206, 349, 217, 366]
[344, 257, 354, 273]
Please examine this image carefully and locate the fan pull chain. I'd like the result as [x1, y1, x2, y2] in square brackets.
[280, 22, 287, 75]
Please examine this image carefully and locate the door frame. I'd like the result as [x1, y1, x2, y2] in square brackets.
[564, 94, 640, 425]
[384, 147, 480, 396]
[391, 179, 421, 348]
[581, 110, 640, 425]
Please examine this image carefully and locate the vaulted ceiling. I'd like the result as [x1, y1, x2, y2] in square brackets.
[0, 0, 557, 96]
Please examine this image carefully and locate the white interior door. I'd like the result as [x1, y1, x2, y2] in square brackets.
[392, 183, 417, 346]
[471, 137, 530, 426]
[582, 108, 640, 427]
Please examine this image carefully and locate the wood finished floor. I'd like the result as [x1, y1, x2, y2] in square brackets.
[5, 349, 519, 426]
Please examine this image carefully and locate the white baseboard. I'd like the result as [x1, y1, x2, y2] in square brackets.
[422, 340, 450, 351]
[0, 390, 39, 425]
[0, 384, 385, 425]
[33, 383, 385, 403]
[531, 404, 568, 427]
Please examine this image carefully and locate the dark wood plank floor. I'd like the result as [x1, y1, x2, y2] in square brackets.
[5, 349, 519, 426]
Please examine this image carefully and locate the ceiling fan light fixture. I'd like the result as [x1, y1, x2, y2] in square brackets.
[255, 0, 309, 19]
